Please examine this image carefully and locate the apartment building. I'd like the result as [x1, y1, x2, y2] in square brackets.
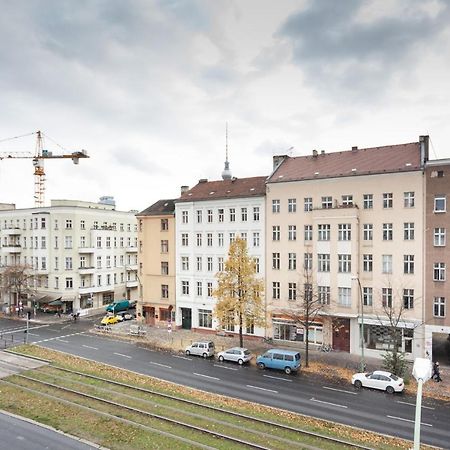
[175, 176, 266, 335]
[424, 159, 450, 362]
[136, 199, 176, 326]
[265, 137, 429, 360]
[0, 198, 138, 314]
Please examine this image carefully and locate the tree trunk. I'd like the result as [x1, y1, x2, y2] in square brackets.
[305, 325, 309, 368]
[239, 312, 243, 348]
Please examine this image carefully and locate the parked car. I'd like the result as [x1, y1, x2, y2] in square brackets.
[100, 315, 121, 326]
[351, 370, 404, 394]
[217, 347, 252, 365]
[256, 349, 301, 374]
[185, 341, 215, 358]
[105, 299, 131, 313]
[118, 312, 135, 321]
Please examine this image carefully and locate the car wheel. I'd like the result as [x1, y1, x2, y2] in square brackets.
[354, 380, 362, 389]
[258, 362, 265, 370]
[238, 359, 244, 365]
[386, 386, 395, 394]
[218, 355, 224, 362]
[202, 353, 207, 358]
[284, 367, 292, 375]
[185, 350, 190, 356]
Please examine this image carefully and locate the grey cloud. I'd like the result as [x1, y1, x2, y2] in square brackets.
[109, 145, 170, 175]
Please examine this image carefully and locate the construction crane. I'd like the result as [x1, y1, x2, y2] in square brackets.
[0, 130, 89, 207]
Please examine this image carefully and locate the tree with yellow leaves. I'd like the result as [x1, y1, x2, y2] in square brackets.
[213, 237, 265, 348]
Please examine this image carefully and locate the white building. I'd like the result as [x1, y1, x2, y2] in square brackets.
[175, 176, 267, 336]
[0, 198, 138, 314]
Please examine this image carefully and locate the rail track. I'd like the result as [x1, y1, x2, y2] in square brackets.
[2, 364, 373, 450]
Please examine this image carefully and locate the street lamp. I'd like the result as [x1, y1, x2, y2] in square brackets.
[352, 276, 365, 372]
[412, 358, 432, 450]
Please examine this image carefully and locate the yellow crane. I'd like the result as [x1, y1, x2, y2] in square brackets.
[0, 130, 89, 207]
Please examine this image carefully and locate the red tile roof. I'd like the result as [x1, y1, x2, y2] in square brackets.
[137, 199, 176, 216]
[177, 176, 267, 203]
[268, 142, 422, 184]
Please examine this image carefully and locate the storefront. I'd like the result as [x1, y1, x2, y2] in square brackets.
[272, 317, 324, 345]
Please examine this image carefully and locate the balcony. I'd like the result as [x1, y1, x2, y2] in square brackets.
[2, 227, 22, 236]
[126, 280, 139, 288]
[78, 285, 112, 295]
[125, 247, 138, 253]
[126, 264, 138, 271]
[78, 247, 95, 253]
[78, 266, 95, 275]
[2, 244, 21, 253]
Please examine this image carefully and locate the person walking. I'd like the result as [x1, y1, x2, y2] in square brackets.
[432, 361, 442, 382]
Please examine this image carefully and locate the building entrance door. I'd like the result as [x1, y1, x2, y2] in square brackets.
[332, 318, 350, 352]
[181, 308, 192, 329]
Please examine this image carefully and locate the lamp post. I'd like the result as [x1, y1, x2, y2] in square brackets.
[352, 276, 365, 372]
[412, 358, 432, 450]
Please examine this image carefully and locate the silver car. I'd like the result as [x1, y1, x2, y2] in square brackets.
[217, 347, 252, 365]
[185, 341, 215, 358]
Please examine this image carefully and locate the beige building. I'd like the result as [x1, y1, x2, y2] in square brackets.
[265, 137, 429, 360]
[136, 199, 176, 326]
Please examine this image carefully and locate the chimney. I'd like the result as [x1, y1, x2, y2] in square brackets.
[352, 146, 358, 152]
[321, 150, 325, 155]
[180, 185, 189, 195]
[312, 149, 318, 157]
[272, 155, 287, 171]
[198, 178, 208, 183]
[419, 135, 429, 167]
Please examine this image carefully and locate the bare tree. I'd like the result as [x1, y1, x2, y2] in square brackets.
[0, 264, 37, 311]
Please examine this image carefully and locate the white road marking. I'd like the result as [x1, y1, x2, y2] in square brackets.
[193, 373, 220, 381]
[82, 345, 98, 350]
[246, 385, 278, 393]
[310, 398, 347, 409]
[27, 333, 40, 336]
[323, 386, 357, 395]
[33, 332, 86, 344]
[149, 362, 172, 369]
[113, 352, 131, 359]
[57, 339, 69, 343]
[214, 364, 238, 371]
[387, 415, 433, 427]
[263, 374, 292, 382]
[172, 355, 191, 361]
[61, 325, 71, 330]
[397, 401, 435, 410]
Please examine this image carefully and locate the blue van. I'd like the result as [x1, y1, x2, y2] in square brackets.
[256, 349, 301, 374]
[105, 299, 131, 313]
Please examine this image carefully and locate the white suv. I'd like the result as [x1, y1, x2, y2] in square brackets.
[185, 341, 215, 358]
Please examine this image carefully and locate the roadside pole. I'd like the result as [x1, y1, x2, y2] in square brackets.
[26, 311, 30, 344]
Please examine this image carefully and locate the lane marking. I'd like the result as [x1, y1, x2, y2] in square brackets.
[387, 415, 433, 427]
[113, 352, 131, 359]
[310, 398, 347, 409]
[172, 355, 191, 361]
[61, 325, 71, 330]
[263, 374, 292, 382]
[397, 401, 435, 410]
[82, 345, 98, 350]
[323, 386, 357, 395]
[193, 373, 220, 381]
[149, 362, 172, 369]
[57, 339, 69, 343]
[214, 364, 238, 371]
[246, 385, 278, 393]
[27, 333, 40, 336]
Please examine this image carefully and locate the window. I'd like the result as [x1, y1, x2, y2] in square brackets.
[65, 219, 72, 229]
[181, 256, 189, 271]
[272, 225, 280, 241]
[65, 257, 73, 270]
[404, 255, 414, 274]
[207, 282, 213, 297]
[196, 257, 202, 271]
[434, 195, 446, 212]
[382, 288, 393, 308]
[240, 232, 247, 243]
[288, 198, 297, 212]
[197, 281, 203, 297]
[161, 219, 169, 231]
[304, 197, 312, 211]
[181, 234, 189, 246]
[304, 252, 312, 270]
[41, 236, 46, 249]
[65, 277, 73, 289]
[404, 191, 415, 208]
[218, 233, 224, 246]
[304, 225, 312, 241]
[55, 276, 59, 289]
[434, 227, 446, 246]
[40, 217, 46, 229]
[198, 309, 212, 328]
[253, 206, 260, 221]
[404, 222, 415, 240]
[434, 262, 446, 281]
[229, 208, 236, 222]
[181, 280, 189, 295]
[196, 233, 202, 246]
[96, 256, 102, 269]
[241, 207, 247, 221]
[207, 209, 213, 223]
[338, 254, 351, 273]
[363, 194, 373, 209]
[229, 232, 235, 243]
[161, 240, 169, 253]
[288, 225, 297, 241]
[383, 223, 393, 241]
[433, 297, 446, 317]
[403, 289, 414, 309]
[338, 287, 351, 306]
[253, 232, 260, 247]
[182, 211, 189, 223]
[318, 254, 330, 272]
[272, 199, 280, 213]
[363, 224, 373, 241]
[64, 236, 72, 249]
[106, 237, 111, 248]
[41, 257, 46, 270]
[338, 224, 351, 241]
[272, 282, 280, 299]
[207, 233, 213, 246]
[96, 236, 102, 248]
[382, 255, 392, 274]
[363, 254, 373, 272]
[288, 253, 297, 270]
[342, 195, 353, 206]
[161, 285, 169, 298]
[383, 193, 393, 208]
[196, 210, 202, 223]
[318, 286, 330, 305]
[207, 257, 213, 272]
[321, 196, 332, 208]
[363, 287, 373, 306]
[272, 253, 280, 270]
[218, 209, 224, 222]
[161, 261, 169, 275]
[218, 257, 224, 272]
[254, 257, 260, 273]
[318, 224, 330, 241]
[288, 283, 297, 301]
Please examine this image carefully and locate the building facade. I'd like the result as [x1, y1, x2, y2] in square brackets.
[0, 199, 138, 314]
[136, 199, 176, 327]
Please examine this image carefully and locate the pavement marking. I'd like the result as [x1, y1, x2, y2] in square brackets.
[149, 362, 172, 369]
[82, 345, 99, 350]
[213, 364, 238, 371]
[57, 339, 69, 343]
[172, 355, 192, 361]
[263, 374, 292, 382]
[33, 332, 86, 344]
[310, 398, 347, 409]
[27, 333, 40, 336]
[113, 352, 131, 359]
[193, 373, 220, 381]
[397, 401, 435, 410]
[0, 325, 49, 335]
[387, 415, 433, 427]
[323, 386, 357, 395]
[246, 385, 278, 394]
[61, 325, 71, 330]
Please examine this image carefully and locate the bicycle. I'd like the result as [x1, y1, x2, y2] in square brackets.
[319, 344, 332, 352]
[263, 336, 273, 344]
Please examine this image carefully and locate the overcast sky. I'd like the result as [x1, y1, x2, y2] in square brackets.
[1, 0, 449, 212]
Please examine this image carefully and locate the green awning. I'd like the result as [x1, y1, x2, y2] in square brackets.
[48, 299, 63, 306]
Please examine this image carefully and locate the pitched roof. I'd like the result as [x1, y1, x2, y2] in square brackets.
[177, 176, 267, 203]
[267, 142, 422, 184]
[137, 199, 176, 216]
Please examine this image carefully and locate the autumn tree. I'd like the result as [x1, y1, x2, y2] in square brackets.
[0, 263, 37, 309]
[213, 237, 265, 348]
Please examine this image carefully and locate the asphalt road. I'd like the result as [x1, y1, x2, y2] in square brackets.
[2, 318, 450, 449]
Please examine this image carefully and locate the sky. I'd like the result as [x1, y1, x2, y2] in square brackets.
[0, 0, 449, 212]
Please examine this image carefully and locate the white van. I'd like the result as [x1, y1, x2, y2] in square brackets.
[185, 341, 215, 358]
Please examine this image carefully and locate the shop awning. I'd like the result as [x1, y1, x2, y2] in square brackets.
[48, 300, 63, 306]
[34, 294, 62, 304]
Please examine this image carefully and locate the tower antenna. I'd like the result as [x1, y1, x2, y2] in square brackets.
[221, 122, 232, 180]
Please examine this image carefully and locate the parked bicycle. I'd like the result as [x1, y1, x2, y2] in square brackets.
[263, 336, 273, 344]
[319, 344, 332, 352]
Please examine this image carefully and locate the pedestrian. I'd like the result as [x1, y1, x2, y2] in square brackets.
[57, 309, 61, 318]
[432, 362, 442, 382]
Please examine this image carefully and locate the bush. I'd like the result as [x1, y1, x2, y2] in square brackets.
[382, 350, 408, 377]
